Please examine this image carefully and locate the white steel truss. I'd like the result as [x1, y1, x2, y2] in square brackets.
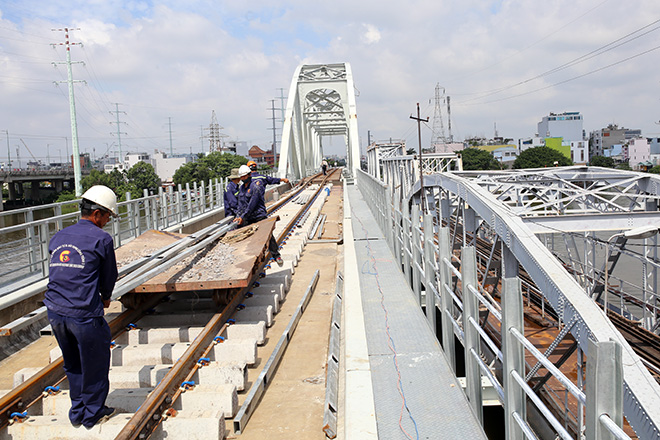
[277, 63, 360, 180]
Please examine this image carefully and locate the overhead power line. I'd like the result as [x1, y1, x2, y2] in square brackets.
[458, 17, 660, 104]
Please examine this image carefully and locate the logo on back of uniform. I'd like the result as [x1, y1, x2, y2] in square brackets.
[51, 244, 85, 269]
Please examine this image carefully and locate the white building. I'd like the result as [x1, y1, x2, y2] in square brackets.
[518, 136, 544, 152]
[151, 151, 187, 183]
[570, 140, 588, 165]
[103, 151, 189, 183]
[537, 112, 584, 143]
[628, 138, 650, 170]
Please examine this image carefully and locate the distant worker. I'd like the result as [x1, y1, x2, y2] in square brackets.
[247, 160, 290, 186]
[224, 168, 242, 218]
[234, 165, 283, 266]
[321, 159, 328, 175]
[44, 185, 118, 428]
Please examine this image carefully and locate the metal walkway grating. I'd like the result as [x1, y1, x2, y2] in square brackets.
[346, 185, 487, 439]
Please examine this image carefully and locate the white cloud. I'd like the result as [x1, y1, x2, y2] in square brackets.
[362, 23, 381, 44]
[2, 0, 660, 163]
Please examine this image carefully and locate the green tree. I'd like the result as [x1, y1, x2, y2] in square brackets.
[617, 161, 632, 171]
[460, 147, 501, 171]
[589, 155, 615, 168]
[82, 169, 125, 193]
[124, 161, 161, 196]
[173, 153, 247, 186]
[649, 165, 660, 174]
[512, 146, 572, 169]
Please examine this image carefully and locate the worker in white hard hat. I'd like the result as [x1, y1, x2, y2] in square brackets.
[224, 168, 242, 218]
[43, 185, 118, 428]
[234, 164, 284, 266]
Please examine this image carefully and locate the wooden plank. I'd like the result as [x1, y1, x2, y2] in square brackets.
[129, 218, 277, 293]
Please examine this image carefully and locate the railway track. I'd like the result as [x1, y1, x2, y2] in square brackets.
[0, 169, 340, 439]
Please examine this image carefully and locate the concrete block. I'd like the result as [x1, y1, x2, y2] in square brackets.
[153, 410, 224, 440]
[259, 273, 291, 292]
[251, 283, 285, 300]
[210, 339, 257, 365]
[193, 362, 247, 391]
[174, 384, 237, 418]
[114, 327, 204, 345]
[279, 252, 299, 267]
[49, 347, 62, 363]
[109, 364, 173, 389]
[225, 321, 267, 345]
[245, 293, 280, 313]
[43, 388, 151, 416]
[265, 262, 294, 278]
[111, 342, 193, 366]
[5, 413, 132, 440]
[14, 367, 42, 387]
[235, 305, 273, 327]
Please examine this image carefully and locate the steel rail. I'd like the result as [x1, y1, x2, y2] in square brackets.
[0, 292, 167, 429]
[0, 170, 336, 436]
[117, 170, 337, 439]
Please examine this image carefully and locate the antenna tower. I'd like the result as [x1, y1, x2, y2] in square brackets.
[206, 110, 224, 153]
[431, 83, 447, 151]
[109, 103, 127, 162]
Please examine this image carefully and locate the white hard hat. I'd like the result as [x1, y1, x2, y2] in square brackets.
[81, 185, 118, 217]
[238, 165, 251, 177]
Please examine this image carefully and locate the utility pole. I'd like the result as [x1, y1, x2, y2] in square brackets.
[200, 125, 204, 154]
[52, 27, 84, 196]
[277, 88, 286, 125]
[168, 117, 173, 156]
[446, 96, 453, 143]
[110, 103, 127, 163]
[410, 103, 429, 213]
[269, 99, 278, 157]
[3, 130, 10, 172]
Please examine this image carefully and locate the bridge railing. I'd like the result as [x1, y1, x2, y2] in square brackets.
[0, 178, 229, 293]
[356, 169, 634, 440]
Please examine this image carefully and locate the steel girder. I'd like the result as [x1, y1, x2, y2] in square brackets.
[410, 172, 660, 439]
[277, 63, 360, 180]
[453, 166, 660, 220]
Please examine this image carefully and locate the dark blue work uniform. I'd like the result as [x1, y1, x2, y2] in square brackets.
[237, 176, 280, 258]
[44, 219, 117, 428]
[224, 180, 240, 217]
[251, 171, 282, 186]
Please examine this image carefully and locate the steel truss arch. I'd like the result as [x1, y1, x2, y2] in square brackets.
[277, 63, 360, 180]
[409, 170, 660, 438]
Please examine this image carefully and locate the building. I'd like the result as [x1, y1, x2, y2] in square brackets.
[544, 137, 571, 159]
[518, 136, 545, 152]
[589, 124, 642, 158]
[649, 138, 660, 166]
[570, 140, 588, 165]
[151, 151, 188, 183]
[474, 144, 518, 165]
[537, 111, 585, 143]
[492, 146, 518, 164]
[227, 141, 249, 157]
[248, 145, 279, 166]
[627, 138, 650, 170]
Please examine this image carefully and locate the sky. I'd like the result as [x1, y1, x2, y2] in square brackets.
[1, 0, 660, 164]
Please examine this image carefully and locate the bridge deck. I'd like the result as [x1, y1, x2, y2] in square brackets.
[345, 185, 487, 439]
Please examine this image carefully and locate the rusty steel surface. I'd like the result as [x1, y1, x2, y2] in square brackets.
[129, 218, 277, 292]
